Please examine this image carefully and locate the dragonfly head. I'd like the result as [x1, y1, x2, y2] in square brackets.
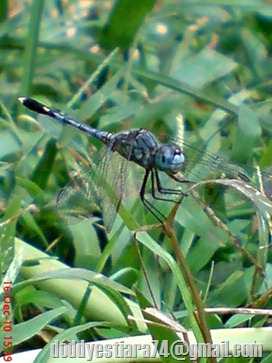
[155, 145, 185, 174]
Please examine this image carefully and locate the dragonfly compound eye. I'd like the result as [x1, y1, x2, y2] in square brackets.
[155, 145, 185, 173]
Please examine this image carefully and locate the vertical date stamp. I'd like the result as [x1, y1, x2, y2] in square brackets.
[2, 280, 13, 361]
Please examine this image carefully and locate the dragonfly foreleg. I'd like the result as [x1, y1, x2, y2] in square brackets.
[152, 170, 185, 202]
[139, 169, 165, 223]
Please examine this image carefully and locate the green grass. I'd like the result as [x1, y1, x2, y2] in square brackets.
[0, 1, 272, 362]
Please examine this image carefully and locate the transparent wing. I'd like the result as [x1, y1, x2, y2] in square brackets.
[56, 146, 130, 232]
[97, 149, 129, 232]
[176, 139, 252, 184]
[56, 164, 102, 227]
[168, 138, 272, 212]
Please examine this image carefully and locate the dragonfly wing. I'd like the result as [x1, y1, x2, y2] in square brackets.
[178, 139, 247, 183]
[57, 150, 130, 232]
[98, 149, 129, 232]
[57, 132, 135, 232]
[56, 166, 101, 226]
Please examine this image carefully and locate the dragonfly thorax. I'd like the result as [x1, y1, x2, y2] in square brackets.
[111, 129, 160, 169]
[154, 144, 185, 174]
[112, 129, 185, 174]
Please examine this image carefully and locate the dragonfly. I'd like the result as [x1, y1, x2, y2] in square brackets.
[19, 97, 255, 232]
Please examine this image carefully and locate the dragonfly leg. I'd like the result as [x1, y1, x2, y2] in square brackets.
[140, 169, 165, 223]
[150, 170, 185, 202]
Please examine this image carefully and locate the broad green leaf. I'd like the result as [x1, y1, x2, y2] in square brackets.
[171, 48, 238, 89]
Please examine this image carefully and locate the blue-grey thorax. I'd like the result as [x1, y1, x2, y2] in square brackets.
[110, 129, 159, 169]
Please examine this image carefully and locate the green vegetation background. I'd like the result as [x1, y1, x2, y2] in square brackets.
[0, 0, 272, 361]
